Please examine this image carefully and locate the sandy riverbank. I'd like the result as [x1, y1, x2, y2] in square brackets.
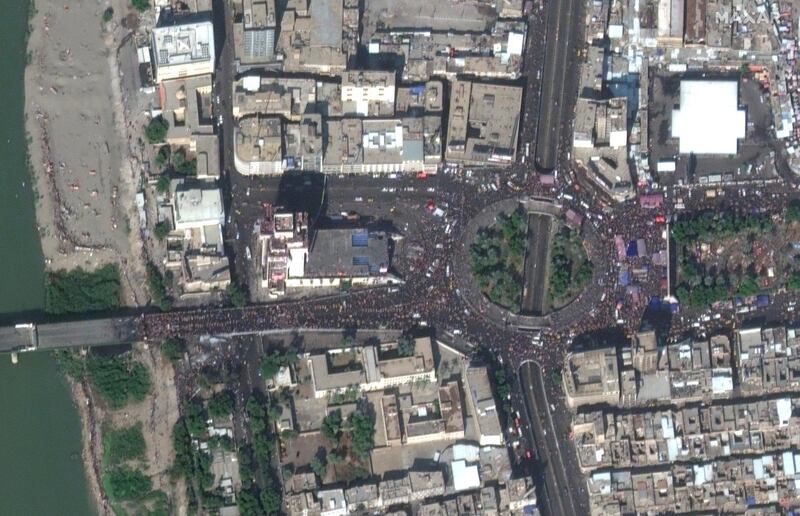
[23, 0, 179, 512]
[24, 0, 148, 305]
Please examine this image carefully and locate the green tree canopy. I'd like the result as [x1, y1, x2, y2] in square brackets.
[145, 116, 168, 144]
[88, 355, 151, 409]
[45, 264, 121, 314]
[208, 390, 234, 420]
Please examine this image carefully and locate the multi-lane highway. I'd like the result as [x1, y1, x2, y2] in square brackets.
[521, 213, 553, 315]
[519, 361, 582, 516]
[535, 0, 583, 170]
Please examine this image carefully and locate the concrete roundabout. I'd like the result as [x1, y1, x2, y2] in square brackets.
[452, 195, 606, 332]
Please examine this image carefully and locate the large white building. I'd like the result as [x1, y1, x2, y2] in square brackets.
[152, 20, 215, 83]
[672, 80, 746, 155]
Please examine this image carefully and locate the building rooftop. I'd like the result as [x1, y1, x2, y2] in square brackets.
[451, 460, 481, 492]
[234, 115, 283, 175]
[465, 366, 503, 445]
[152, 19, 215, 82]
[306, 228, 389, 278]
[564, 348, 621, 408]
[235, 0, 277, 64]
[672, 80, 746, 155]
[173, 184, 224, 229]
[446, 80, 522, 166]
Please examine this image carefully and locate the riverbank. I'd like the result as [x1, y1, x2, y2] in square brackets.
[62, 344, 185, 515]
[70, 376, 112, 516]
[23, 0, 148, 306]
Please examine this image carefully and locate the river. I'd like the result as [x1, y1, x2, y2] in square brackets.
[0, 1, 93, 514]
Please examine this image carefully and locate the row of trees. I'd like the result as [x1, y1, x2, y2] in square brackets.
[469, 209, 528, 312]
[102, 422, 169, 514]
[671, 210, 772, 246]
[238, 394, 282, 515]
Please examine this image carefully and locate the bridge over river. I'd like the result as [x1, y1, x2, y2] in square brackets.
[0, 317, 140, 353]
[0, 293, 363, 354]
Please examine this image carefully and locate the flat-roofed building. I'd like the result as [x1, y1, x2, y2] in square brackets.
[464, 366, 504, 446]
[152, 19, 215, 83]
[173, 183, 224, 231]
[258, 207, 308, 298]
[160, 75, 215, 147]
[276, 0, 357, 74]
[446, 80, 522, 166]
[233, 115, 284, 175]
[573, 96, 633, 201]
[341, 71, 396, 117]
[284, 114, 324, 171]
[564, 348, 621, 409]
[322, 118, 435, 174]
[409, 470, 445, 501]
[307, 337, 436, 398]
[234, 0, 277, 67]
[183, 253, 231, 293]
[671, 80, 746, 155]
[233, 76, 331, 120]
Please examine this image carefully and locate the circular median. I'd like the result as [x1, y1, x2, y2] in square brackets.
[454, 197, 598, 330]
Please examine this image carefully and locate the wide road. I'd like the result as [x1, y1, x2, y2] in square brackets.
[522, 213, 553, 315]
[535, 0, 582, 170]
[519, 361, 579, 516]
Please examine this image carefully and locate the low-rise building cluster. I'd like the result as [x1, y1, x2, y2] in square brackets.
[266, 336, 537, 515]
[572, 0, 791, 194]
[142, 0, 530, 177]
[565, 327, 800, 514]
[143, 11, 230, 297]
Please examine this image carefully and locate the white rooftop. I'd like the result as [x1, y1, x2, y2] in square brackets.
[672, 80, 746, 155]
[451, 460, 481, 492]
[175, 187, 224, 227]
[153, 21, 215, 67]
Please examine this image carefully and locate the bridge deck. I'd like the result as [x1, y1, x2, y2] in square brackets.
[0, 317, 140, 353]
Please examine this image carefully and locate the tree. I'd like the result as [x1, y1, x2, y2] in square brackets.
[227, 282, 249, 307]
[260, 488, 281, 515]
[87, 355, 151, 409]
[161, 338, 185, 363]
[310, 456, 327, 478]
[102, 7, 114, 22]
[103, 423, 146, 465]
[145, 116, 168, 144]
[154, 145, 171, 167]
[208, 390, 234, 420]
[131, 0, 150, 13]
[106, 466, 152, 500]
[155, 174, 170, 194]
[788, 200, 800, 222]
[45, 264, 121, 314]
[147, 263, 172, 311]
[397, 335, 415, 357]
[183, 401, 207, 437]
[153, 220, 171, 240]
[347, 407, 375, 460]
[53, 350, 87, 381]
[321, 410, 343, 442]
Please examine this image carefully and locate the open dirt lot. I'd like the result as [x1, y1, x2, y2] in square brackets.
[25, 0, 148, 304]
